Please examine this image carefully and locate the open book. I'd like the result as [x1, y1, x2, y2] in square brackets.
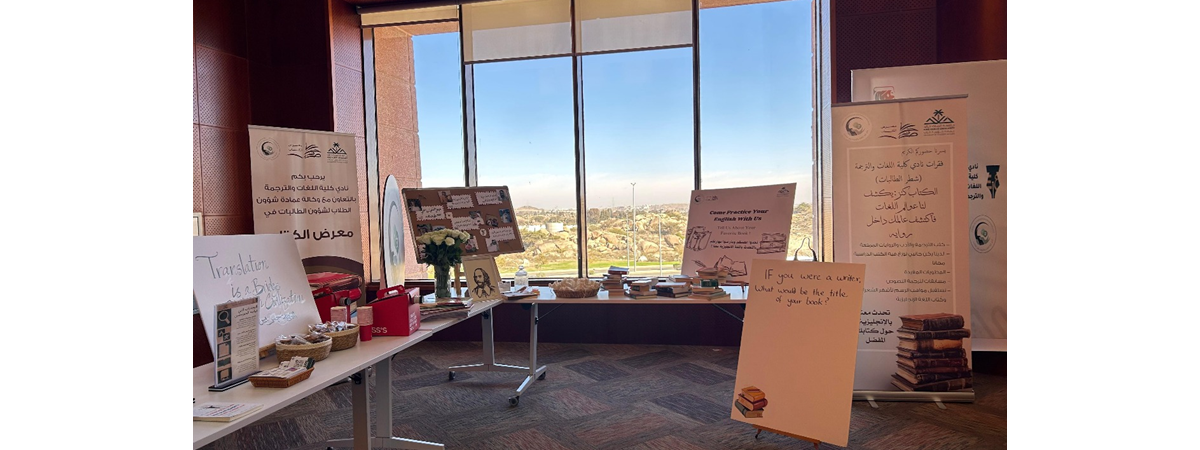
[193, 402, 263, 422]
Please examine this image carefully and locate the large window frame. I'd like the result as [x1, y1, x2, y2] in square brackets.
[360, 0, 826, 282]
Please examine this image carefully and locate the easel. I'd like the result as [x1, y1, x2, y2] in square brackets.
[752, 425, 822, 449]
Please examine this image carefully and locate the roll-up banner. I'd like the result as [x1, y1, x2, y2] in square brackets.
[852, 61, 1006, 352]
[832, 96, 973, 392]
[249, 126, 365, 302]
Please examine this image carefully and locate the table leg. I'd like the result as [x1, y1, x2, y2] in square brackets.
[327, 361, 445, 449]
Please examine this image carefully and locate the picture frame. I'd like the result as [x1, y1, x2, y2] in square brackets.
[462, 256, 503, 301]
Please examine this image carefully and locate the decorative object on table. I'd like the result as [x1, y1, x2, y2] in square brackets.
[549, 278, 600, 298]
[502, 285, 540, 301]
[357, 305, 373, 341]
[463, 256, 504, 301]
[194, 402, 263, 422]
[368, 285, 422, 336]
[330, 306, 349, 323]
[416, 228, 471, 300]
[311, 321, 359, 351]
[514, 264, 529, 289]
[249, 356, 316, 388]
[275, 332, 332, 362]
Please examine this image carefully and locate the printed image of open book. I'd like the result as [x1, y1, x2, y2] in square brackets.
[756, 232, 788, 254]
[693, 255, 749, 278]
[735, 386, 767, 418]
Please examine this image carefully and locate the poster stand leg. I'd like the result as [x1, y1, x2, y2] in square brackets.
[752, 425, 821, 449]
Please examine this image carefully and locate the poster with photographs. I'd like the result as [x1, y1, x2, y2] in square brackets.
[463, 256, 503, 301]
[402, 186, 524, 258]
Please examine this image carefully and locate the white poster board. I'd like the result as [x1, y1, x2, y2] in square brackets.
[193, 234, 322, 353]
[681, 183, 797, 283]
[248, 125, 365, 288]
[852, 60, 1006, 351]
[731, 259, 866, 447]
[832, 96, 972, 391]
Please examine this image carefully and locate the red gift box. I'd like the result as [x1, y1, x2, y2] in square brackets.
[369, 285, 422, 336]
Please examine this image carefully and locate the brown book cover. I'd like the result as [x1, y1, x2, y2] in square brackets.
[896, 328, 971, 340]
[896, 347, 967, 359]
[895, 365, 971, 384]
[895, 362, 973, 375]
[896, 356, 968, 369]
[897, 337, 963, 351]
[737, 394, 768, 410]
[741, 386, 766, 402]
[734, 400, 764, 418]
[898, 313, 965, 331]
[890, 373, 972, 392]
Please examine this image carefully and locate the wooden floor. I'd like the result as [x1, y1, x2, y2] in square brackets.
[200, 341, 1006, 450]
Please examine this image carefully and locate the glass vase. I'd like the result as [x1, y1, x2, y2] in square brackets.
[433, 264, 452, 300]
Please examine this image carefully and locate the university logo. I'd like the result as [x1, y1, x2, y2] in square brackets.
[970, 215, 996, 253]
[873, 86, 895, 101]
[843, 114, 870, 141]
[777, 186, 791, 197]
[327, 142, 350, 163]
[926, 109, 954, 125]
[257, 138, 279, 160]
[290, 144, 323, 159]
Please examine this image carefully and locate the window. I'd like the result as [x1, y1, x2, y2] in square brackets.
[364, 0, 817, 281]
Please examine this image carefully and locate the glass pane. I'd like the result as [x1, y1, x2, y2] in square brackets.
[699, 0, 815, 259]
[475, 57, 579, 278]
[582, 48, 693, 278]
[375, 25, 465, 280]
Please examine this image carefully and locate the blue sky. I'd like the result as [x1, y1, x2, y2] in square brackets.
[411, 0, 812, 209]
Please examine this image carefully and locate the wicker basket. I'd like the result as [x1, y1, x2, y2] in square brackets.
[326, 324, 360, 351]
[249, 368, 314, 388]
[276, 338, 332, 362]
[549, 278, 601, 298]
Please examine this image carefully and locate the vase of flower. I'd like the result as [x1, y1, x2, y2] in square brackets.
[416, 229, 471, 301]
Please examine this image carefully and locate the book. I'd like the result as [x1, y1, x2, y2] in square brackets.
[737, 394, 768, 410]
[895, 365, 971, 385]
[194, 402, 263, 422]
[741, 386, 766, 402]
[896, 328, 971, 340]
[896, 356, 968, 370]
[896, 347, 967, 359]
[734, 400, 764, 418]
[898, 313, 965, 331]
[625, 290, 658, 300]
[895, 362, 973, 375]
[897, 337, 963, 351]
[890, 373, 972, 392]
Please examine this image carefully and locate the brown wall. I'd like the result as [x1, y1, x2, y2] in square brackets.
[832, 0, 1006, 103]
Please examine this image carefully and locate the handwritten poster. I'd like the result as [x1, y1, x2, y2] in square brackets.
[832, 96, 972, 391]
[731, 260, 866, 447]
[852, 61, 1007, 351]
[248, 125, 365, 293]
[212, 297, 260, 389]
[193, 234, 322, 353]
[681, 184, 797, 283]
[402, 186, 523, 257]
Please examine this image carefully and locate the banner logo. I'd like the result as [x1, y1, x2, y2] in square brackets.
[970, 215, 996, 253]
[257, 138, 279, 160]
[873, 86, 895, 101]
[289, 144, 323, 159]
[922, 109, 957, 136]
[326, 143, 350, 163]
[986, 165, 1000, 198]
[843, 115, 870, 141]
[777, 186, 791, 197]
[879, 123, 918, 139]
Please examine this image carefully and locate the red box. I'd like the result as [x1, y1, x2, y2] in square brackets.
[370, 286, 422, 336]
[312, 287, 337, 323]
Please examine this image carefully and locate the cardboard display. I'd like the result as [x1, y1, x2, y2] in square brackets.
[681, 183, 797, 283]
[402, 186, 524, 257]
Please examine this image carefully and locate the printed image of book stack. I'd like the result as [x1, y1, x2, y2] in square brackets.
[689, 269, 730, 300]
[654, 277, 691, 298]
[735, 386, 767, 418]
[420, 298, 474, 321]
[625, 278, 658, 299]
[891, 313, 972, 392]
[602, 266, 628, 292]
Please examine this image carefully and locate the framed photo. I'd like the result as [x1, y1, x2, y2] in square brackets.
[462, 256, 503, 301]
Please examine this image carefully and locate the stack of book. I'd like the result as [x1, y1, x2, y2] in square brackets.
[654, 281, 691, 298]
[696, 267, 730, 285]
[689, 269, 730, 300]
[890, 313, 972, 392]
[420, 298, 474, 321]
[602, 266, 629, 292]
[625, 278, 658, 299]
[734, 386, 767, 418]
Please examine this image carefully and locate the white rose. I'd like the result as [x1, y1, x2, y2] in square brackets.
[418, 236, 432, 245]
[432, 235, 444, 245]
[445, 238, 455, 246]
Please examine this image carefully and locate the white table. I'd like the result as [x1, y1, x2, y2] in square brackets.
[429, 286, 748, 405]
[193, 299, 502, 450]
